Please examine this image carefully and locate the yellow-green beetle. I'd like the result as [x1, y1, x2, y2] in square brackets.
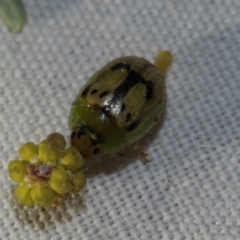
[68, 51, 172, 158]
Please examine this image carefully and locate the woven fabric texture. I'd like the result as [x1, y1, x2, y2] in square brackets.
[1, 0, 240, 239]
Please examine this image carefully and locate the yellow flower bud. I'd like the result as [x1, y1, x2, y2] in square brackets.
[8, 160, 28, 183]
[31, 186, 57, 208]
[60, 147, 84, 171]
[14, 183, 34, 206]
[48, 166, 71, 194]
[47, 132, 66, 151]
[10, 131, 88, 208]
[18, 142, 38, 162]
[38, 140, 60, 164]
[71, 171, 86, 193]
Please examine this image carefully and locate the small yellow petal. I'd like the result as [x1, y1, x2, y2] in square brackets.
[14, 183, 34, 207]
[18, 142, 38, 162]
[31, 186, 57, 208]
[8, 160, 28, 183]
[48, 166, 71, 194]
[71, 171, 86, 193]
[38, 140, 60, 164]
[61, 147, 84, 171]
[47, 132, 66, 151]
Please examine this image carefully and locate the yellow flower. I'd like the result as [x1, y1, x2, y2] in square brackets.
[8, 132, 86, 207]
[48, 166, 71, 194]
[60, 147, 84, 171]
[14, 183, 34, 207]
[71, 170, 86, 193]
[47, 132, 66, 151]
[8, 160, 28, 183]
[38, 140, 60, 165]
[31, 186, 57, 208]
[18, 142, 38, 162]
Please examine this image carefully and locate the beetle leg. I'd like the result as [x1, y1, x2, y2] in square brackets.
[117, 152, 125, 157]
[133, 146, 150, 163]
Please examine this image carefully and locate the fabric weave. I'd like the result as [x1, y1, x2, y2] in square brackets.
[0, 0, 240, 239]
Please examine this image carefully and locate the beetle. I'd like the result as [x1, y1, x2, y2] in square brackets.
[68, 51, 172, 158]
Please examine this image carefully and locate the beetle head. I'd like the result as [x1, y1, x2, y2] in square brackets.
[70, 125, 101, 158]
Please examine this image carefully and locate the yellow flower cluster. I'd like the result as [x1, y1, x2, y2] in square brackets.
[8, 132, 86, 208]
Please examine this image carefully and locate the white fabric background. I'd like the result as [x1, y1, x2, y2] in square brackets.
[0, 0, 240, 239]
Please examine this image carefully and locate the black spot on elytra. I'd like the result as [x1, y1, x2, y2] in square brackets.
[125, 113, 131, 122]
[120, 103, 126, 112]
[71, 131, 76, 139]
[99, 91, 109, 98]
[111, 71, 141, 103]
[146, 81, 154, 100]
[111, 62, 131, 72]
[91, 89, 98, 95]
[100, 68, 153, 122]
[140, 78, 154, 100]
[81, 85, 91, 97]
[93, 147, 100, 155]
[127, 120, 140, 131]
